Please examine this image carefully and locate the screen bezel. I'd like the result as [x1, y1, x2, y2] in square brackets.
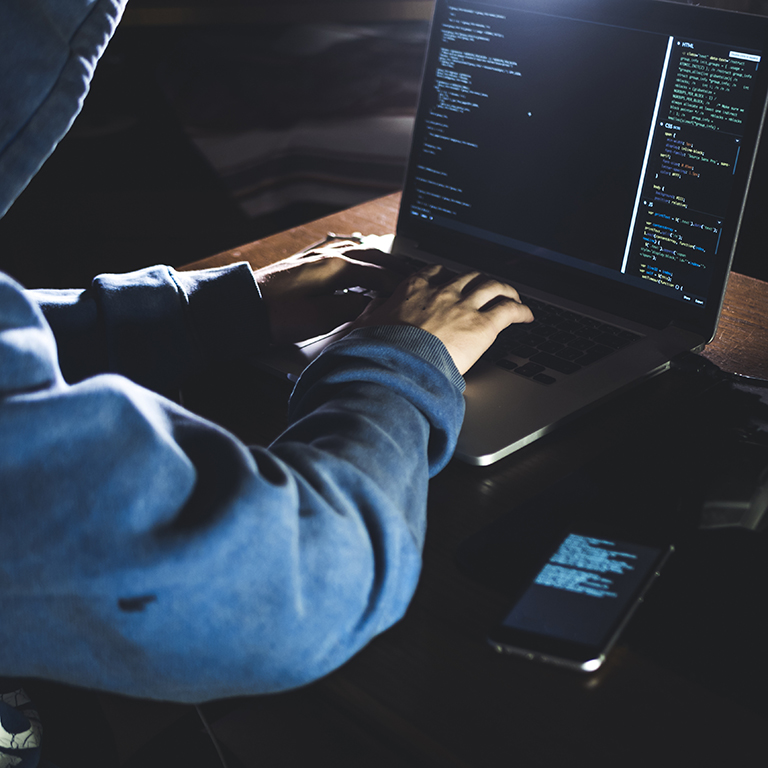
[397, 0, 768, 336]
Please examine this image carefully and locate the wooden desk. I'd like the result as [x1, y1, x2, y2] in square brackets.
[186, 191, 768, 382]
[177, 193, 768, 767]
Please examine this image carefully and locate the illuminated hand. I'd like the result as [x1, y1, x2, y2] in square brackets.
[254, 240, 405, 345]
[355, 264, 534, 375]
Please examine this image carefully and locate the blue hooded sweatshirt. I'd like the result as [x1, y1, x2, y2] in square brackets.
[0, 0, 466, 704]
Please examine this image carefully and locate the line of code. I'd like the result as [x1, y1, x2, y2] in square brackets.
[411, 5, 513, 220]
[627, 40, 759, 301]
[659, 133, 732, 180]
[534, 535, 638, 599]
[638, 211, 712, 278]
[669, 51, 753, 132]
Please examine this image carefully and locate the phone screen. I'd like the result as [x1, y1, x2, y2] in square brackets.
[489, 533, 672, 671]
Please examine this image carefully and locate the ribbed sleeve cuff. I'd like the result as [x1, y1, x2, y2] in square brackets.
[341, 325, 466, 393]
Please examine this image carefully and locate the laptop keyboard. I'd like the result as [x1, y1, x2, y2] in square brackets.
[398, 255, 642, 384]
[485, 296, 642, 385]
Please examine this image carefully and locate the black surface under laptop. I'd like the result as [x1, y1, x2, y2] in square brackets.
[261, 0, 768, 465]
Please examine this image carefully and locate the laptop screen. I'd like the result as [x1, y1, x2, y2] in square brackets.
[398, 0, 768, 331]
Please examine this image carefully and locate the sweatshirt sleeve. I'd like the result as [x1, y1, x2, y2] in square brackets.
[0, 269, 465, 702]
[29, 262, 269, 393]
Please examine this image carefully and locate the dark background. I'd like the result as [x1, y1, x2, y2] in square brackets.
[0, 20, 417, 289]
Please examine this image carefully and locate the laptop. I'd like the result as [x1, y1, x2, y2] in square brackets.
[259, 0, 768, 466]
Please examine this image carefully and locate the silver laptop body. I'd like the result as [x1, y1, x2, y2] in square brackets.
[261, 0, 768, 466]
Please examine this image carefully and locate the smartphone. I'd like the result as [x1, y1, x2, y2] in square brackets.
[487, 532, 673, 672]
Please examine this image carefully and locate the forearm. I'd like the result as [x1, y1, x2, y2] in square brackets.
[28, 263, 267, 391]
[2, 274, 465, 701]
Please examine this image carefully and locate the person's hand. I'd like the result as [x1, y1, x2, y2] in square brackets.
[254, 240, 406, 345]
[354, 264, 534, 375]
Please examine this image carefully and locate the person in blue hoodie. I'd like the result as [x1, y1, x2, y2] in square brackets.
[0, 3, 532, 759]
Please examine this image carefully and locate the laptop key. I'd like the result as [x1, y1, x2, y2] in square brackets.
[530, 352, 581, 374]
[534, 324, 560, 338]
[488, 295, 643, 381]
[555, 320, 583, 333]
[549, 331, 577, 345]
[515, 362, 547, 377]
[537, 340, 565, 354]
[569, 337, 595, 351]
[508, 344, 539, 359]
[556, 347, 586, 362]
[508, 331, 547, 348]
